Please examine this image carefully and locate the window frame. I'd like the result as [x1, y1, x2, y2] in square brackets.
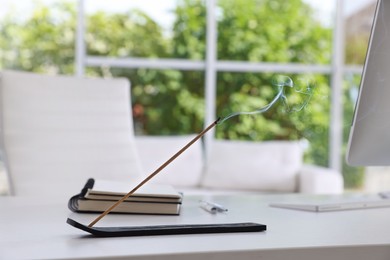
[75, 0, 353, 172]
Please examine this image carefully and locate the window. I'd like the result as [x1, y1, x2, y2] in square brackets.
[1, 0, 378, 191]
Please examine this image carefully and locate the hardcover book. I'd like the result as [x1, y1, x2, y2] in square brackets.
[68, 178, 182, 215]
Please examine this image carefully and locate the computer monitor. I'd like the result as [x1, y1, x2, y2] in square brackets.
[346, 0, 390, 166]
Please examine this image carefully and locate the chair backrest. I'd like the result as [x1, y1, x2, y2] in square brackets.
[0, 70, 143, 198]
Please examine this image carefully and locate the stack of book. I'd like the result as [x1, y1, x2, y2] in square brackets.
[68, 178, 183, 215]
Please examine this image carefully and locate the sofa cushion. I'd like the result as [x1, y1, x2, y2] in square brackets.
[201, 140, 304, 192]
[135, 135, 203, 187]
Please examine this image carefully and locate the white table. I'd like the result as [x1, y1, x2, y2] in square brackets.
[1, 194, 390, 260]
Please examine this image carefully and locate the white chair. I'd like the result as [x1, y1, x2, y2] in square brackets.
[0, 70, 143, 198]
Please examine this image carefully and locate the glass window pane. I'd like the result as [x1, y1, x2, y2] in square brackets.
[0, 0, 76, 74]
[86, 68, 205, 135]
[216, 72, 330, 167]
[216, 0, 333, 64]
[344, 0, 376, 65]
[343, 73, 365, 190]
[85, 0, 206, 60]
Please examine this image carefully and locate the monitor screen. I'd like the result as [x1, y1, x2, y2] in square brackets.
[346, 0, 390, 166]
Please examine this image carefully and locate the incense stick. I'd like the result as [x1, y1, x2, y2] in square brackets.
[88, 118, 220, 227]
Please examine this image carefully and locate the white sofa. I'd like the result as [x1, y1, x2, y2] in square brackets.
[135, 135, 344, 195]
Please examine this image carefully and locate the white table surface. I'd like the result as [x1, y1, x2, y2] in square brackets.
[1, 193, 390, 260]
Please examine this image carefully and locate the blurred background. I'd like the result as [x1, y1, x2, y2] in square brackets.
[1, 0, 386, 194]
